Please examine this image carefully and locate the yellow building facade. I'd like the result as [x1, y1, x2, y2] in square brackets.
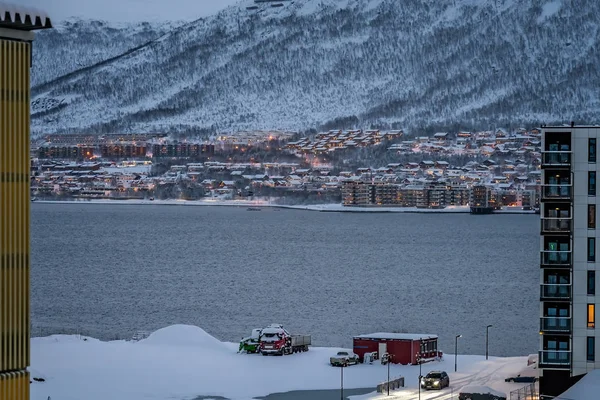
[0, 5, 52, 399]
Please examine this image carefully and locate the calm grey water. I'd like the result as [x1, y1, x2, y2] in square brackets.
[31, 203, 538, 357]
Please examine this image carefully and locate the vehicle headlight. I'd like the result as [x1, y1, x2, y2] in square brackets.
[434, 380, 440, 385]
[420, 379, 425, 384]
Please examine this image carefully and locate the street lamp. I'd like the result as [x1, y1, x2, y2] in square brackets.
[455, 335, 462, 372]
[486, 325, 493, 360]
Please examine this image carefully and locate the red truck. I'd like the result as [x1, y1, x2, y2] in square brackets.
[259, 324, 311, 356]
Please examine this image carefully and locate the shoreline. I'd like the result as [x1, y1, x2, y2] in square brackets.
[33, 199, 537, 214]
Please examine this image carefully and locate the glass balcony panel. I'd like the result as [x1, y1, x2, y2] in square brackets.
[541, 251, 572, 266]
[541, 317, 572, 332]
[539, 350, 571, 365]
[542, 152, 572, 166]
[541, 218, 572, 232]
[542, 185, 572, 200]
[541, 284, 571, 299]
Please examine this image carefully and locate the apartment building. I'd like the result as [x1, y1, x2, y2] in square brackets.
[539, 125, 600, 397]
[0, 4, 52, 399]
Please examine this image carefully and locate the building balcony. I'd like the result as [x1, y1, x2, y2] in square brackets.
[541, 185, 572, 201]
[540, 251, 572, 267]
[541, 218, 572, 234]
[541, 151, 572, 168]
[540, 284, 572, 300]
[539, 350, 571, 368]
[540, 317, 572, 333]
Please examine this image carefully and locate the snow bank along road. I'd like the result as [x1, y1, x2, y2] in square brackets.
[29, 325, 535, 400]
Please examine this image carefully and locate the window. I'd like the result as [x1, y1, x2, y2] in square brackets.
[590, 172, 597, 196]
[590, 205, 597, 229]
[589, 238, 596, 262]
[590, 138, 597, 163]
[588, 337, 595, 361]
[588, 304, 596, 328]
[589, 271, 596, 296]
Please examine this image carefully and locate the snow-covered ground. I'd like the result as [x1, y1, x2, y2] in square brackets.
[30, 325, 536, 400]
[35, 199, 538, 214]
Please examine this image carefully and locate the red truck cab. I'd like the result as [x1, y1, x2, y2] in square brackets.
[259, 325, 290, 356]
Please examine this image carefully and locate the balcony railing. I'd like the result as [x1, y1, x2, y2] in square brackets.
[540, 284, 571, 300]
[539, 350, 571, 367]
[541, 151, 572, 167]
[541, 218, 572, 233]
[540, 251, 572, 266]
[541, 185, 572, 201]
[540, 317, 572, 333]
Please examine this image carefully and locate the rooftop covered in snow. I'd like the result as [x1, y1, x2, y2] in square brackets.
[354, 332, 438, 341]
[558, 369, 600, 400]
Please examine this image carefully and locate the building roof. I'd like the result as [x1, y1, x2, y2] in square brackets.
[558, 369, 600, 400]
[0, 2, 52, 31]
[354, 332, 438, 341]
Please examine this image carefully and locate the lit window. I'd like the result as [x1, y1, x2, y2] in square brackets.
[589, 238, 596, 262]
[590, 205, 597, 229]
[590, 138, 597, 163]
[588, 304, 596, 328]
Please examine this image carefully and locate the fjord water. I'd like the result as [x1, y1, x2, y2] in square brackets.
[31, 203, 538, 357]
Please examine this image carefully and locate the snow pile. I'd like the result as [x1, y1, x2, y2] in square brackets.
[140, 324, 226, 349]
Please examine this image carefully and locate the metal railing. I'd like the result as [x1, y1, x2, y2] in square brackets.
[540, 251, 572, 266]
[539, 350, 571, 366]
[540, 284, 572, 299]
[510, 382, 538, 400]
[540, 317, 572, 332]
[541, 218, 572, 233]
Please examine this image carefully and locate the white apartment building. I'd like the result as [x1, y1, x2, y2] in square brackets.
[540, 125, 600, 397]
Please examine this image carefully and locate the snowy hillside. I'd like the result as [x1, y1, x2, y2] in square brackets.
[31, 0, 600, 136]
[32, 18, 183, 87]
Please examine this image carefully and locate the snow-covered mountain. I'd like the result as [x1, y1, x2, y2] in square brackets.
[32, 18, 183, 87]
[31, 0, 600, 136]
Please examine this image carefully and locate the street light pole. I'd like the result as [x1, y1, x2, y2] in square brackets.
[486, 325, 493, 360]
[387, 355, 390, 395]
[455, 334, 462, 372]
[417, 352, 422, 400]
[340, 364, 344, 400]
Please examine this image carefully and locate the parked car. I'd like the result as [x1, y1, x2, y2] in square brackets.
[330, 351, 360, 367]
[421, 371, 450, 390]
[504, 376, 537, 383]
[505, 364, 538, 382]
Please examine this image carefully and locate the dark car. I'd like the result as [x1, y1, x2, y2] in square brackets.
[504, 376, 537, 383]
[421, 371, 450, 390]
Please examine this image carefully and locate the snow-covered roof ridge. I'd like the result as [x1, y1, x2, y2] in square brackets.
[354, 332, 438, 340]
[0, 1, 52, 30]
